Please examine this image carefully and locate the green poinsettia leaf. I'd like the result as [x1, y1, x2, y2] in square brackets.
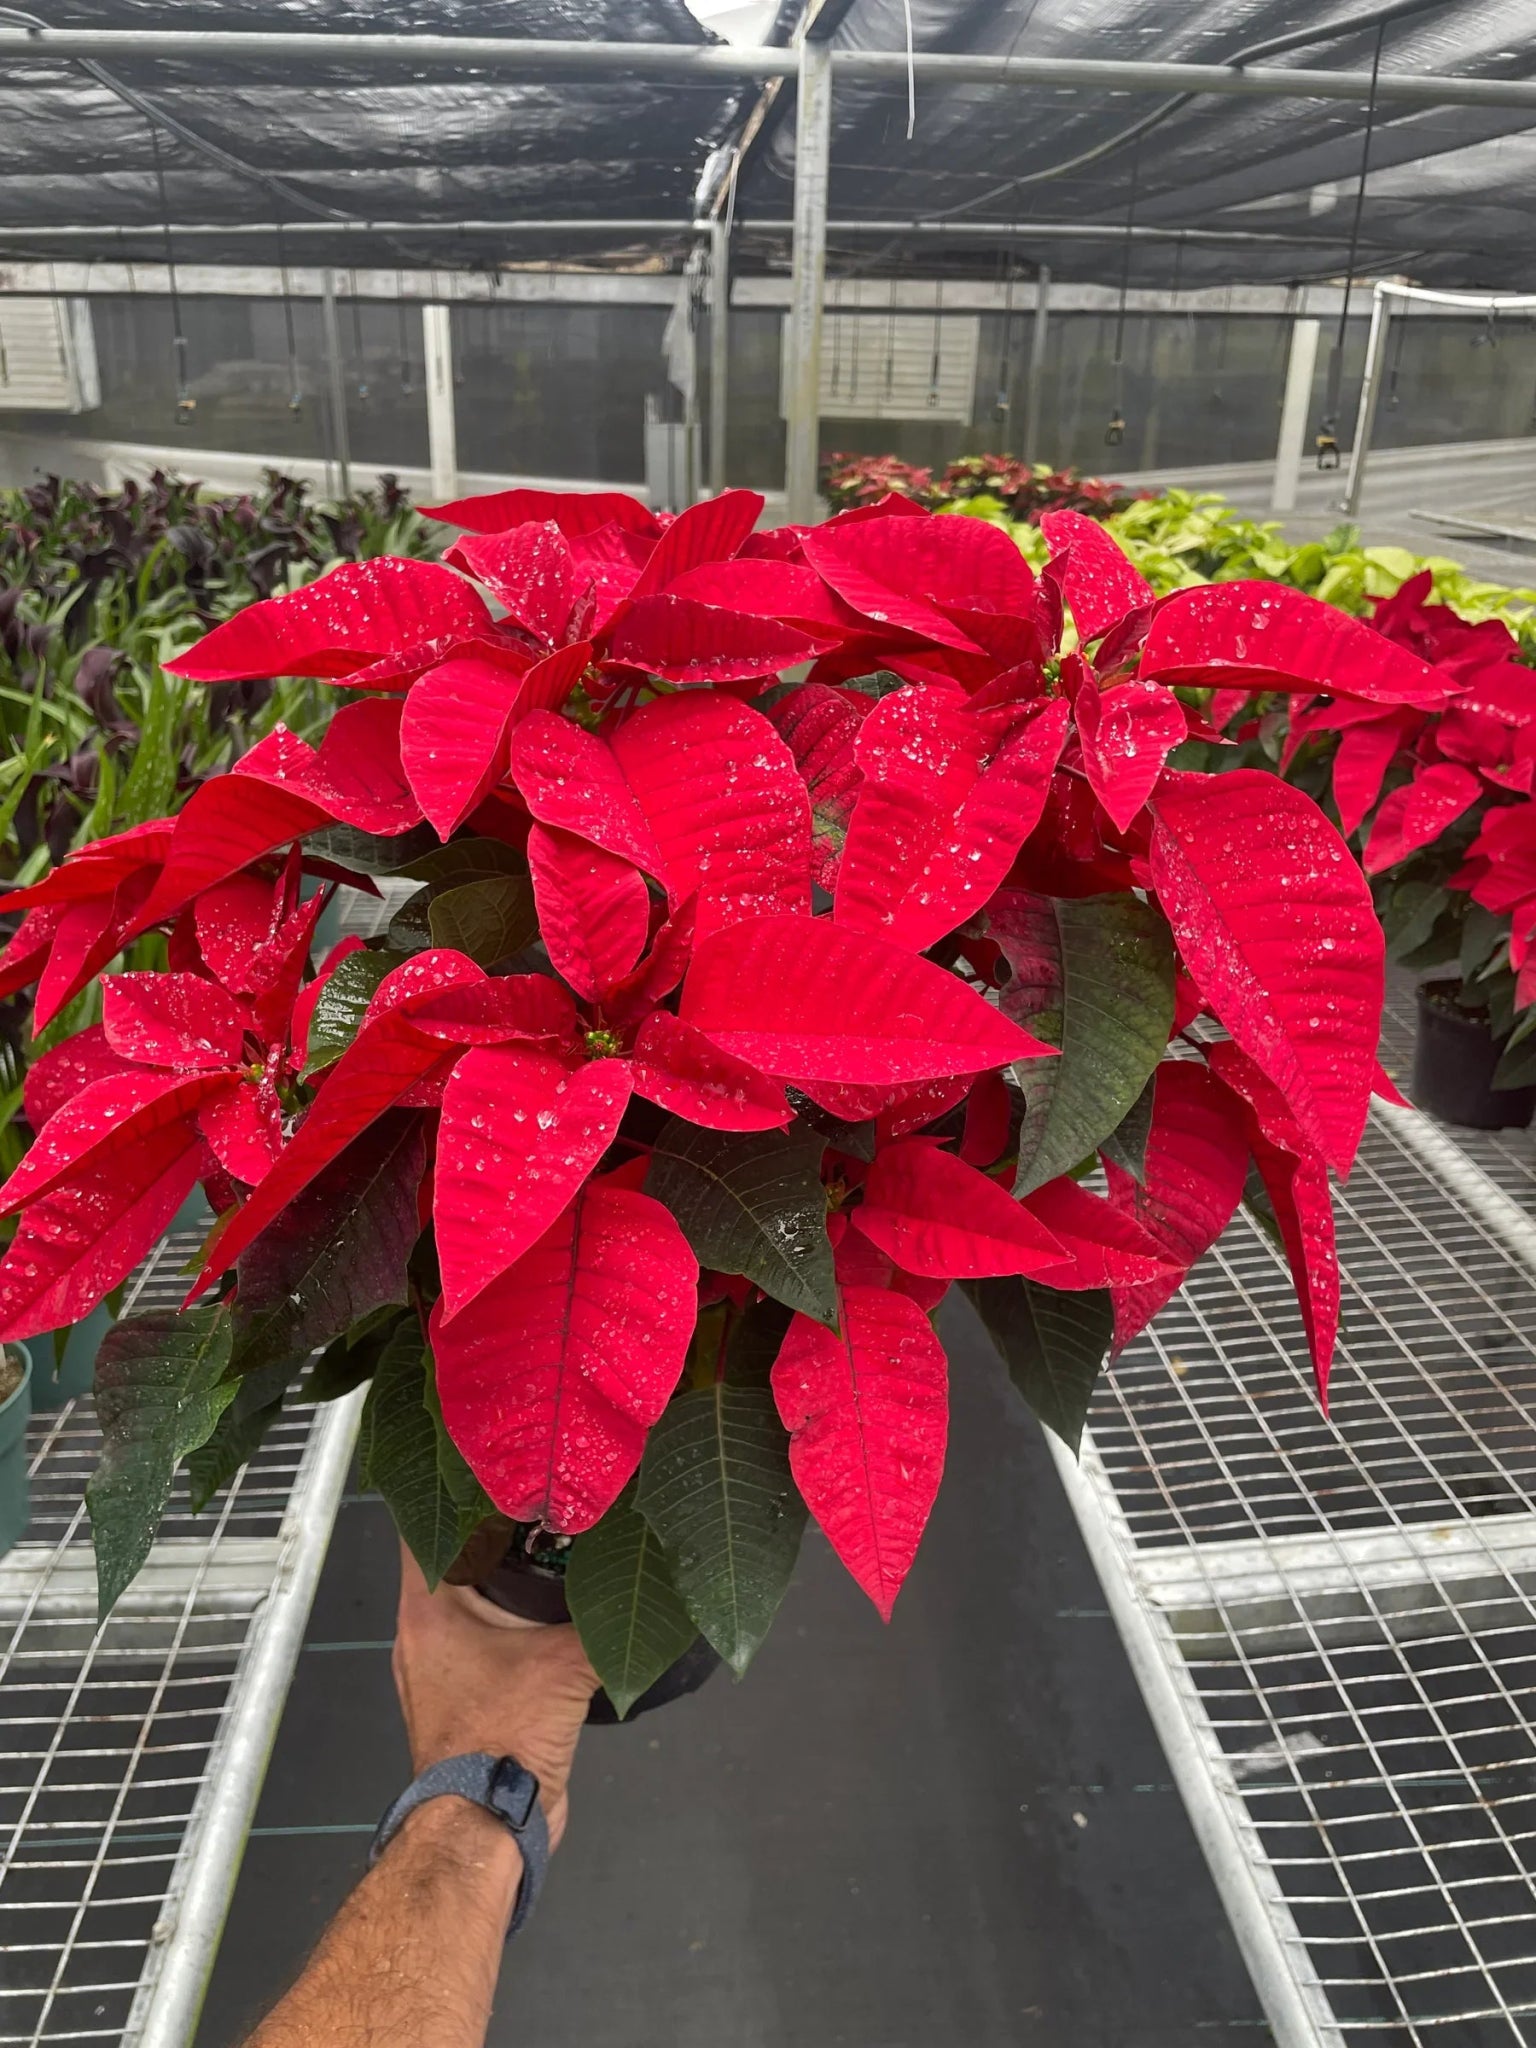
[427, 874, 540, 967]
[306, 821, 442, 873]
[565, 1485, 699, 1719]
[301, 949, 415, 1078]
[184, 1357, 293, 1513]
[962, 1276, 1113, 1456]
[358, 1325, 488, 1590]
[400, 838, 530, 889]
[1099, 1068, 1157, 1185]
[645, 1119, 837, 1328]
[88, 1303, 237, 1616]
[990, 890, 1175, 1196]
[637, 1381, 805, 1675]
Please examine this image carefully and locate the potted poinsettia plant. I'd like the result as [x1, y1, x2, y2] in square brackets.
[0, 489, 1394, 1714]
[1188, 569, 1536, 1128]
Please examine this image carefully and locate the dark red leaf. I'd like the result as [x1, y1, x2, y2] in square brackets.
[681, 913, 1053, 1084]
[1074, 674, 1186, 832]
[854, 1138, 1064, 1278]
[423, 486, 660, 539]
[1141, 583, 1451, 708]
[771, 1286, 948, 1620]
[101, 971, 246, 1071]
[1102, 1062, 1249, 1351]
[445, 522, 580, 642]
[0, 1114, 206, 1339]
[399, 656, 524, 840]
[629, 1010, 791, 1131]
[1363, 763, 1483, 873]
[1019, 1175, 1177, 1290]
[0, 1069, 234, 1217]
[606, 594, 833, 684]
[435, 1048, 632, 1319]
[508, 711, 666, 878]
[1040, 509, 1154, 644]
[623, 490, 764, 605]
[527, 824, 650, 1003]
[836, 691, 1066, 951]
[166, 559, 492, 683]
[1149, 769, 1382, 1175]
[608, 694, 811, 938]
[23, 1025, 135, 1131]
[433, 1183, 697, 1532]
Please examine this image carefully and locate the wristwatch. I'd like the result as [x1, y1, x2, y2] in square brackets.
[369, 1752, 549, 1938]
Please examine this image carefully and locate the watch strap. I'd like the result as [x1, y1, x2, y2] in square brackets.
[370, 1751, 549, 1937]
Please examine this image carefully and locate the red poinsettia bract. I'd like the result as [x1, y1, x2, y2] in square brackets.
[0, 490, 1390, 1631]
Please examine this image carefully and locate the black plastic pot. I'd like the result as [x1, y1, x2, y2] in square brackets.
[1413, 981, 1536, 1131]
[476, 1543, 721, 1724]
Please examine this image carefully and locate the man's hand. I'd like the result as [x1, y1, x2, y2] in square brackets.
[393, 1545, 599, 1849]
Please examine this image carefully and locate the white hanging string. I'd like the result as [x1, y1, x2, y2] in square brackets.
[901, 0, 917, 139]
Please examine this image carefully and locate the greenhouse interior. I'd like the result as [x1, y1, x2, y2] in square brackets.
[4, 3, 1536, 2046]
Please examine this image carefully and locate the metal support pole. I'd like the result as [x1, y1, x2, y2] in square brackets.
[1341, 286, 1390, 519]
[319, 268, 351, 499]
[422, 302, 457, 503]
[1270, 314, 1320, 514]
[1021, 265, 1051, 458]
[784, 39, 832, 526]
[709, 217, 730, 497]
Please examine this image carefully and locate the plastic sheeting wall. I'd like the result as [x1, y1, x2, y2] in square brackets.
[5, 297, 1535, 489]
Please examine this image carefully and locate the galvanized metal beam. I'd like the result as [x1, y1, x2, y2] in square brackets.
[1271, 314, 1319, 514]
[0, 33, 1534, 113]
[784, 39, 831, 526]
[708, 216, 730, 496]
[422, 302, 457, 502]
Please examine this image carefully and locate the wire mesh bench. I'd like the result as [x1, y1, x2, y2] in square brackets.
[0, 1226, 361, 2048]
[1060, 1105, 1536, 2047]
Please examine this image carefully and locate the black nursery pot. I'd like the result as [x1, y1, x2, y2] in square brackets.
[476, 1544, 722, 1724]
[1413, 981, 1536, 1131]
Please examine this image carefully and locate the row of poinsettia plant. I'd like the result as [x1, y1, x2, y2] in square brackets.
[1206, 569, 1536, 1084]
[0, 483, 1416, 1703]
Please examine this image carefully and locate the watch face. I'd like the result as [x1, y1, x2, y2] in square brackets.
[490, 1757, 540, 1831]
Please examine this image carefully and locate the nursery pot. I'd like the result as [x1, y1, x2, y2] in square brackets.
[0, 1343, 32, 1558]
[27, 1302, 110, 1412]
[1413, 981, 1536, 1131]
[476, 1543, 722, 1725]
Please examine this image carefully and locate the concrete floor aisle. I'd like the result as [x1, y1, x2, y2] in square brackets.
[195, 1298, 1268, 2048]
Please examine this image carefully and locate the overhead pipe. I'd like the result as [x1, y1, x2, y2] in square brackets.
[0, 217, 1410, 252]
[0, 31, 1534, 111]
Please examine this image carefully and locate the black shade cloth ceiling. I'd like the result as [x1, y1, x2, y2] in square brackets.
[753, 0, 1536, 288]
[0, 0, 1532, 288]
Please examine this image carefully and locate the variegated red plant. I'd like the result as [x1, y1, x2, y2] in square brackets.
[1184, 569, 1536, 1077]
[0, 487, 1395, 1690]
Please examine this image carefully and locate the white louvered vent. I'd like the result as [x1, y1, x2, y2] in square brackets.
[782, 310, 979, 422]
[0, 298, 100, 412]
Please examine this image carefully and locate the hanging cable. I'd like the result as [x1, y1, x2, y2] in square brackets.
[995, 254, 1016, 422]
[1317, 19, 1386, 466]
[395, 269, 414, 393]
[921, 0, 1452, 229]
[274, 216, 303, 415]
[349, 240, 369, 405]
[146, 117, 193, 427]
[1105, 138, 1141, 446]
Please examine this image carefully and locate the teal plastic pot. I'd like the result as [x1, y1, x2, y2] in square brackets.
[28, 1302, 110, 1411]
[0, 1342, 32, 1557]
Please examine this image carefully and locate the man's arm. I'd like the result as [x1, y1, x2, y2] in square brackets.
[244, 1546, 598, 2048]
